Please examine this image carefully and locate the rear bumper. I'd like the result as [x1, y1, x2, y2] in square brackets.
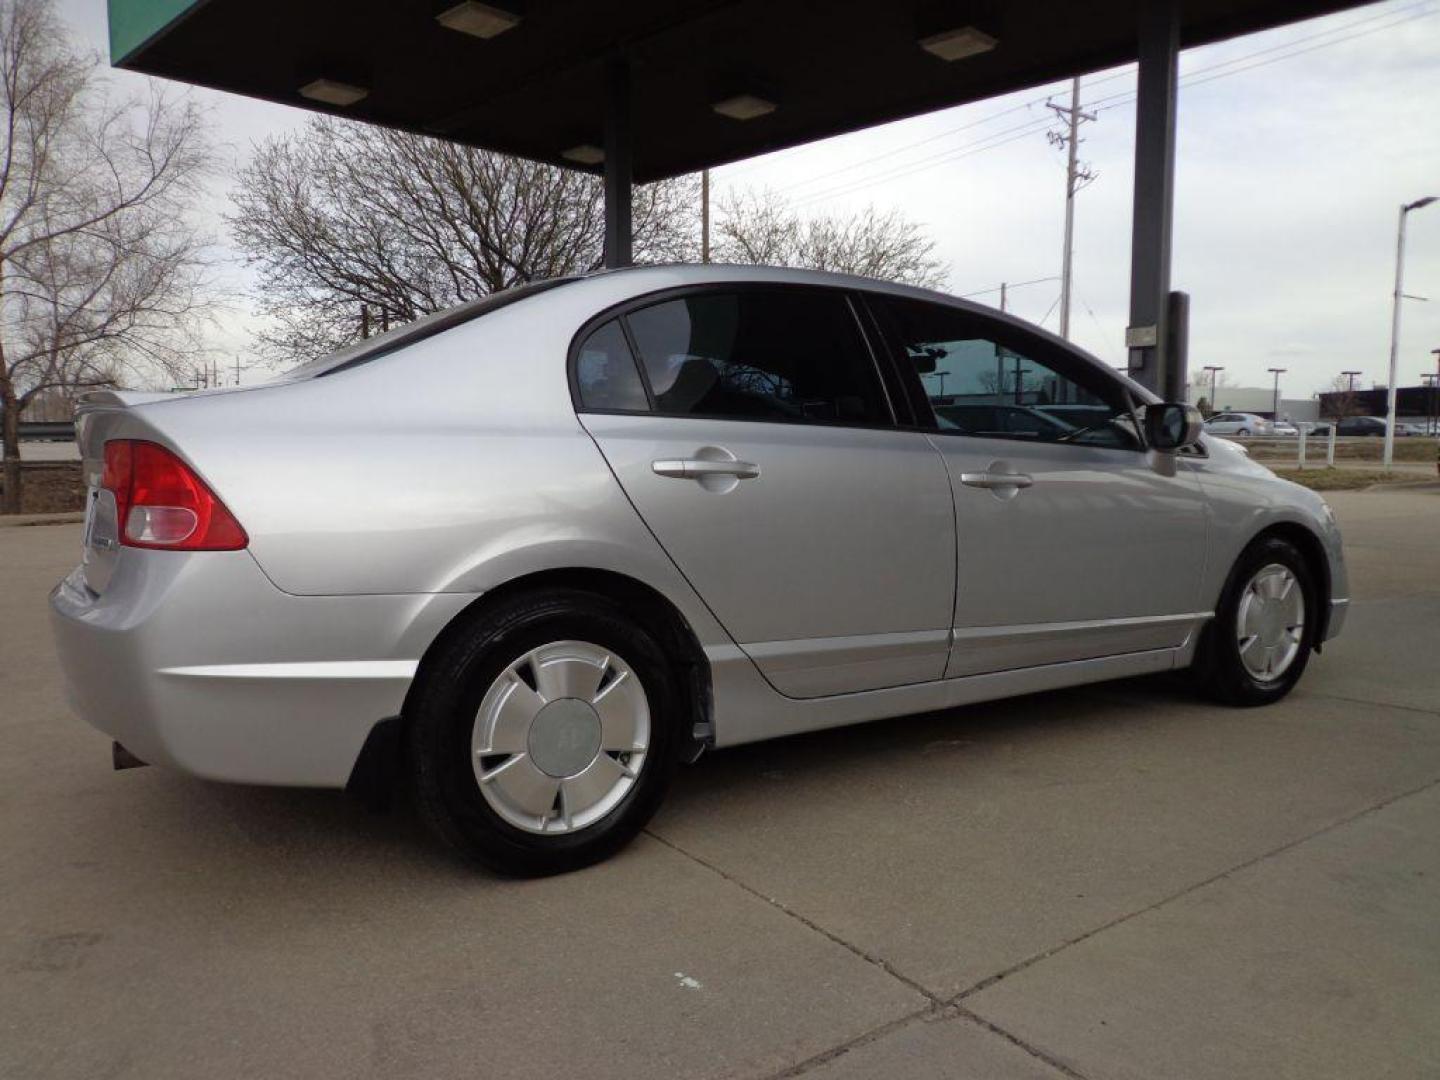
[49, 550, 475, 787]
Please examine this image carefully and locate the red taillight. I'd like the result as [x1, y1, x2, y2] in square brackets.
[101, 440, 248, 550]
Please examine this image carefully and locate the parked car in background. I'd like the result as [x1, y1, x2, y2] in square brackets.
[49, 264, 1349, 875]
[1204, 412, 1272, 436]
[1310, 416, 1397, 437]
[1270, 420, 1300, 437]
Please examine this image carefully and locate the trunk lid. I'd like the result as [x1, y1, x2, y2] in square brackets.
[73, 391, 173, 593]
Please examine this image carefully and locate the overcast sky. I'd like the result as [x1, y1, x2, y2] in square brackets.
[58, 0, 1440, 397]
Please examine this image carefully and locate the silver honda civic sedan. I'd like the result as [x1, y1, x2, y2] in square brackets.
[50, 264, 1348, 875]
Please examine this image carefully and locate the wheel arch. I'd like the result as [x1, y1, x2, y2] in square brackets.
[1241, 521, 1333, 644]
[405, 566, 714, 755]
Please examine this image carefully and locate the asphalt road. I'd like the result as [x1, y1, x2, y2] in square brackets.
[3, 489, 1438, 1079]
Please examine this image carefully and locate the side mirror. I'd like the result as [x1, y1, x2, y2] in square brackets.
[1144, 402, 1203, 451]
[909, 347, 939, 375]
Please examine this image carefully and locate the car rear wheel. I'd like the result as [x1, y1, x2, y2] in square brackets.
[1192, 536, 1317, 706]
[407, 589, 680, 875]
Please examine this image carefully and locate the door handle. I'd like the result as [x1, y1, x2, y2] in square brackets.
[652, 458, 760, 480]
[959, 471, 1034, 490]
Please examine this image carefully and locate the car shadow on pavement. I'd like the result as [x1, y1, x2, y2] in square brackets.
[668, 673, 1189, 808]
[88, 673, 1190, 885]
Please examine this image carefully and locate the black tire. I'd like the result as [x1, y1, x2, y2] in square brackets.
[1191, 535, 1318, 706]
[407, 588, 681, 876]
[1236, 428, 1250, 437]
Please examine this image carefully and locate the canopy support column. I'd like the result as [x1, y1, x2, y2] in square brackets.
[1126, 0, 1182, 399]
[603, 59, 633, 269]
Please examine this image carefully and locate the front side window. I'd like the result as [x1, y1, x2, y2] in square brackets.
[877, 297, 1140, 451]
[624, 290, 890, 425]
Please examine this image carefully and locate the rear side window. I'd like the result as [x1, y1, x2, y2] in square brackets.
[624, 290, 890, 425]
[575, 319, 649, 411]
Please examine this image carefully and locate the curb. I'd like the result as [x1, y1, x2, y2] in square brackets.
[0, 512, 85, 528]
[1362, 480, 1440, 493]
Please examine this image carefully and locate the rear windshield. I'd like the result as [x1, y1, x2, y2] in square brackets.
[285, 277, 577, 380]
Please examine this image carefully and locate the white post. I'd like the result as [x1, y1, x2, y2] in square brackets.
[1327, 424, 1336, 466]
[1298, 428, 1307, 469]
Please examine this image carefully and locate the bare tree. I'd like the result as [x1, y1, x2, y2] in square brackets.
[714, 189, 948, 288]
[0, 0, 217, 512]
[230, 117, 700, 365]
[1322, 373, 1362, 421]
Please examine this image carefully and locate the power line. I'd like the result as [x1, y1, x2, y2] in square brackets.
[789, 116, 1055, 208]
[1088, 3, 1436, 117]
[1036, 293, 1062, 328]
[762, 0, 1436, 208]
[726, 0, 1428, 187]
[959, 274, 1060, 299]
[721, 64, 1139, 185]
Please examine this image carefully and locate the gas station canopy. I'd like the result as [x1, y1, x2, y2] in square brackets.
[111, 0, 1362, 184]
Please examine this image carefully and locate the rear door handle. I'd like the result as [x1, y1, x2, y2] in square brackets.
[959, 471, 1034, 490]
[652, 458, 760, 480]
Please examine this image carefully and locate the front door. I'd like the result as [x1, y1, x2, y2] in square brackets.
[574, 286, 956, 698]
[869, 294, 1209, 678]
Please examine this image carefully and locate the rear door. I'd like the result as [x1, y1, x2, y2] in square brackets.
[574, 286, 956, 698]
[869, 294, 1209, 678]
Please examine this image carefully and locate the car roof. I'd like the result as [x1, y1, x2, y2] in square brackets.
[282, 262, 1158, 404]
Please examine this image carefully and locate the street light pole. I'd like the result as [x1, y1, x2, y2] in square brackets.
[1384, 196, 1437, 469]
[1423, 372, 1440, 437]
[1432, 348, 1440, 435]
[1202, 365, 1224, 413]
[1267, 367, 1286, 421]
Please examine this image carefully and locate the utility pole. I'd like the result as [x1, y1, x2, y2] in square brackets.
[701, 169, 711, 264]
[1267, 367, 1286, 420]
[999, 281, 1007, 313]
[234, 355, 242, 386]
[1048, 77, 1096, 341]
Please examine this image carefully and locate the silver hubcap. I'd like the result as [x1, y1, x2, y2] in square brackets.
[471, 640, 649, 834]
[1236, 563, 1305, 683]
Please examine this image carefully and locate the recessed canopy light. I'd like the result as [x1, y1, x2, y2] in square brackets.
[436, 1, 521, 40]
[918, 26, 997, 62]
[712, 94, 776, 121]
[298, 78, 369, 106]
[562, 144, 604, 165]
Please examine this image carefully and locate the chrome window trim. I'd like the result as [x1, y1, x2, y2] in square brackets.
[862, 291, 1151, 454]
[566, 282, 902, 432]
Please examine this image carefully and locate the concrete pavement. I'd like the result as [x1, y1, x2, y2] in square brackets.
[2, 489, 1438, 1079]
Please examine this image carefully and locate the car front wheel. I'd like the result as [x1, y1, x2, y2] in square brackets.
[407, 589, 680, 875]
[1192, 535, 1318, 706]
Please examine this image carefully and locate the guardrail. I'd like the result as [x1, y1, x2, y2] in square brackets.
[1227, 433, 1438, 469]
[18, 420, 76, 441]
